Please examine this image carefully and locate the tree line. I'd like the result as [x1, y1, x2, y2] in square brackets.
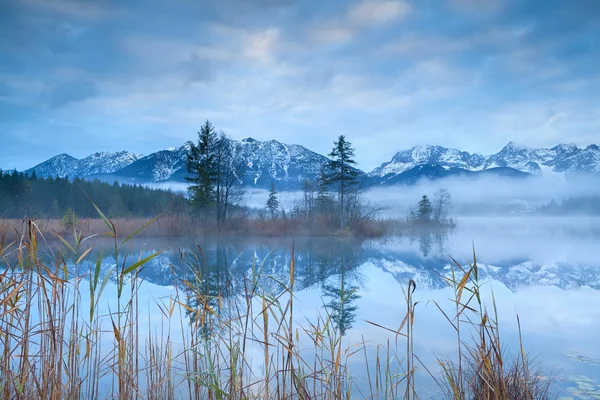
[3, 119, 455, 236]
[186, 120, 379, 233]
[0, 170, 187, 219]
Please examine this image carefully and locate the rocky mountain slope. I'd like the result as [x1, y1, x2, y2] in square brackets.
[24, 141, 600, 188]
[370, 142, 600, 185]
[27, 151, 143, 179]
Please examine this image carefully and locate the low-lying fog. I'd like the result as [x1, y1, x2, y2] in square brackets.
[147, 174, 600, 218]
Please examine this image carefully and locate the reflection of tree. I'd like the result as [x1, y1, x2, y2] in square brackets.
[319, 241, 362, 336]
[419, 233, 433, 257]
[322, 274, 360, 336]
[182, 243, 238, 341]
[409, 227, 454, 257]
[173, 237, 369, 338]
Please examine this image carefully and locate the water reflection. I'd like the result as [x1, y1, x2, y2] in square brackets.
[320, 241, 362, 335]
[50, 218, 600, 398]
[182, 243, 238, 340]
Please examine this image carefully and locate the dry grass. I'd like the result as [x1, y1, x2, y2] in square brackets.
[0, 215, 391, 241]
[0, 210, 553, 399]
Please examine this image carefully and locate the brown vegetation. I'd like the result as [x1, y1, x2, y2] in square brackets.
[0, 215, 397, 242]
[0, 215, 552, 399]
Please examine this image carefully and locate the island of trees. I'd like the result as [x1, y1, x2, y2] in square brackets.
[184, 120, 385, 235]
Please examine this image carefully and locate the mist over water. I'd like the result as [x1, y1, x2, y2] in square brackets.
[73, 212, 600, 397]
[109, 173, 600, 397]
[148, 173, 600, 218]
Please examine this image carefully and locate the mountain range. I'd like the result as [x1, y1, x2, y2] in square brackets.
[24, 140, 600, 189]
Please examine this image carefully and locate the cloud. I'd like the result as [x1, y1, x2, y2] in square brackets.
[19, 0, 109, 20]
[311, 0, 410, 44]
[243, 28, 280, 64]
[2, 0, 599, 171]
[347, 0, 411, 27]
[177, 55, 214, 83]
[450, 0, 502, 13]
[46, 80, 98, 107]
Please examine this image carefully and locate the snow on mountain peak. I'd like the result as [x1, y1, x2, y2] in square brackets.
[370, 142, 600, 179]
[23, 138, 600, 187]
[26, 150, 143, 179]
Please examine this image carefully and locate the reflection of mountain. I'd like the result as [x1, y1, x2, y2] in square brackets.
[60, 234, 600, 301]
[365, 248, 600, 292]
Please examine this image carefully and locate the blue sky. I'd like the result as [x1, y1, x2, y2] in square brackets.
[1, 0, 599, 171]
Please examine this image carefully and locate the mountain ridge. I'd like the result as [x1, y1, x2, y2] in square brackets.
[24, 140, 600, 189]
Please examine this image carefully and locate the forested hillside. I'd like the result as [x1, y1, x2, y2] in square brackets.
[0, 170, 187, 219]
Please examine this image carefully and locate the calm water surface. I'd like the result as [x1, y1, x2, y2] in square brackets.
[73, 216, 600, 398]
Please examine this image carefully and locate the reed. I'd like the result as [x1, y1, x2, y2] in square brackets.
[0, 210, 553, 399]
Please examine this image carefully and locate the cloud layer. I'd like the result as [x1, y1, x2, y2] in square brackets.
[1, 0, 599, 170]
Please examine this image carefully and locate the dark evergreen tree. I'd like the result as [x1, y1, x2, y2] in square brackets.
[416, 195, 433, 223]
[186, 120, 218, 214]
[324, 135, 359, 229]
[0, 170, 187, 219]
[266, 181, 279, 220]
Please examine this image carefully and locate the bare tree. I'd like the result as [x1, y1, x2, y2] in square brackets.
[215, 133, 246, 230]
[433, 188, 452, 223]
[302, 179, 316, 230]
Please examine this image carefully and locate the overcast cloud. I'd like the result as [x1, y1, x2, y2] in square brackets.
[1, 0, 599, 170]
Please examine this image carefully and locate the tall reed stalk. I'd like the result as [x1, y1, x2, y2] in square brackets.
[0, 211, 553, 399]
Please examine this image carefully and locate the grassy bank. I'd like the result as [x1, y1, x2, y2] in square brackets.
[0, 216, 550, 399]
[0, 215, 455, 242]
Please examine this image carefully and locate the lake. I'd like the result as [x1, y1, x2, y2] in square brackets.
[38, 216, 600, 398]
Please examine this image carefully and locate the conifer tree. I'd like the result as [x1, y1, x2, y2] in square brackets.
[324, 135, 359, 229]
[186, 120, 218, 214]
[266, 181, 279, 220]
[416, 195, 433, 222]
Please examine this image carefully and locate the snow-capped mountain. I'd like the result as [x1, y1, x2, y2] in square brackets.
[27, 153, 80, 179]
[24, 141, 600, 188]
[234, 137, 329, 188]
[27, 151, 143, 179]
[371, 145, 486, 177]
[102, 145, 189, 183]
[370, 142, 600, 184]
[87, 138, 330, 189]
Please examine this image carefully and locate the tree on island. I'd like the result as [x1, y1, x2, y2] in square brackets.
[186, 120, 218, 216]
[266, 181, 279, 220]
[433, 188, 452, 223]
[214, 133, 246, 229]
[186, 120, 246, 229]
[324, 135, 359, 230]
[415, 195, 433, 223]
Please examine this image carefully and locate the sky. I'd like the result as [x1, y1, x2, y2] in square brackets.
[1, 0, 599, 171]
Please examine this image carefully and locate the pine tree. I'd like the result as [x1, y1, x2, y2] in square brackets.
[186, 120, 218, 214]
[324, 135, 359, 229]
[266, 181, 279, 220]
[416, 195, 433, 223]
